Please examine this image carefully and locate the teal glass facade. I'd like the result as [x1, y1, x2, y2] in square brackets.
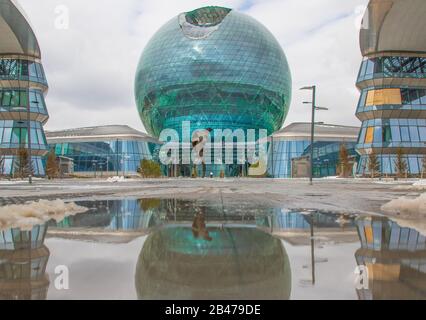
[135, 6, 292, 138]
[0, 2, 50, 177]
[357, 56, 426, 83]
[356, 56, 426, 176]
[268, 140, 358, 178]
[50, 140, 159, 175]
[0, 58, 47, 86]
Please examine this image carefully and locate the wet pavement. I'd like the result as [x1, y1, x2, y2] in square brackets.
[0, 198, 425, 300]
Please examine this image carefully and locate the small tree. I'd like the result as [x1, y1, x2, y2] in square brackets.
[422, 155, 426, 180]
[394, 148, 408, 179]
[0, 154, 4, 177]
[367, 151, 380, 179]
[339, 144, 351, 178]
[138, 159, 162, 178]
[46, 149, 59, 180]
[14, 147, 32, 179]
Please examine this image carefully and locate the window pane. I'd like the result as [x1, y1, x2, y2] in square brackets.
[391, 126, 401, 142]
[365, 127, 374, 143]
[409, 127, 420, 142]
[400, 127, 410, 142]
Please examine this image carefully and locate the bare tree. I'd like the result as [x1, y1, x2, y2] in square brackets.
[394, 148, 408, 179]
[338, 144, 350, 178]
[367, 151, 380, 179]
[14, 147, 33, 179]
[46, 149, 59, 180]
[0, 154, 4, 178]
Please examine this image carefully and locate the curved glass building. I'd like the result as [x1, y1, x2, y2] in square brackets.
[355, 0, 426, 176]
[46, 125, 161, 176]
[268, 123, 359, 178]
[135, 226, 291, 300]
[0, 224, 50, 299]
[135, 6, 291, 137]
[355, 216, 426, 299]
[0, 0, 49, 176]
[135, 6, 291, 177]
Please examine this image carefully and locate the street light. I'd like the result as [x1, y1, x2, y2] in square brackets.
[300, 85, 329, 185]
[92, 160, 98, 178]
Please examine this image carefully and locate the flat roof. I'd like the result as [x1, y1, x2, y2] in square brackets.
[271, 122, 360, 141]
[46, 125, 160, 144]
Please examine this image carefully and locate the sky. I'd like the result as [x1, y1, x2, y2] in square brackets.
[18, 0, 369, 133]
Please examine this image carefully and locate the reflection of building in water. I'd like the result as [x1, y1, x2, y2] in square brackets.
[0, 224, 50, 300]
[258, 209, 356, 230]
[50, 199, 162, 231]
[50, 199, 271, 232]
[135, 227, 291, 300]
[355, 216, 426, 300]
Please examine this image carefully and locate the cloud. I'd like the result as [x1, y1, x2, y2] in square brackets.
[18, 0, 368, 132]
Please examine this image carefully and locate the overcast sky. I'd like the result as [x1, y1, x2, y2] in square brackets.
[19, 0, 369, 133]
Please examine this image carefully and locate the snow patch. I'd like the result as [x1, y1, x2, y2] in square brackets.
[0, 199, 88, 231]
[413, 180, 426, 186]
[381, 193, 426, 216]
[107, 176, 126, 183]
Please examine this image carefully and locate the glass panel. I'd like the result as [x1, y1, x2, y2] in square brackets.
[365, 127, 374, 143]
[409, 126, 420, 142]
[391, 126, 401, 142]
[400, 127, 410, 142]
[365, 88, 402, 106]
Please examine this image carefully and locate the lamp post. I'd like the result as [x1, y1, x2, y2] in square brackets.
[300, 86, 328, 185]
[92, 160, 98, 178]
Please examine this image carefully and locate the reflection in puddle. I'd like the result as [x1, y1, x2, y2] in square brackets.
[0, 198, 425, 300]
[355, 216, 426, 300]
[0, 225, 50, 299]
[136, 226, 291, 300]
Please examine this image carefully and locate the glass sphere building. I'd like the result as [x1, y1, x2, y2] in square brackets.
[135, 6, 291, 139]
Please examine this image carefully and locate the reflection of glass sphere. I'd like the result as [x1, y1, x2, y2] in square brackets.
[135, 6, 292, 137]
[135, 227, 291, 300]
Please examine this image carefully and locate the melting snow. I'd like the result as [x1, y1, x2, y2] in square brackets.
[107, 176, 126, 183]
[0, 199, 88, 231]
[381, 193, 426, 216]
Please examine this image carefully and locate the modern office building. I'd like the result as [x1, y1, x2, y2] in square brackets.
[268, 123, 359, 178]
[46, 125, 161, 176]
[0, 0, 49, 176]
[355, 0, 426, 176]
[135, 6, 292, 177]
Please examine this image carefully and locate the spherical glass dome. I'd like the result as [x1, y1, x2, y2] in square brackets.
[135, 227, 291, 300]
[135, 6, 292, 137]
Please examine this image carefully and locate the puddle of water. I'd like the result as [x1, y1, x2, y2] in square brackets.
[0, 198, 425, 300]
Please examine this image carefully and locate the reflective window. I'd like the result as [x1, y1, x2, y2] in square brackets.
[358, 154, 424, 175]
[267, 140, 357, 178]
[358, 119, 426, 145]
[0, 120, 47, 150]
[0, 59, 47, 85]
[0, 89, 47, 114]
[358, 56, 426, 82]
[49, 140, 159, 173]
[365, 88, 401, 106]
